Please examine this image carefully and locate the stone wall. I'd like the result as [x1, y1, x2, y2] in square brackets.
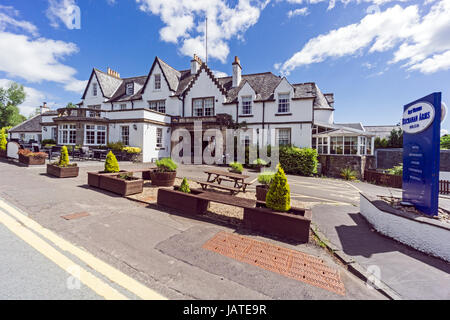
[376, 148, 450, 171]
[318, 155, 375, 179]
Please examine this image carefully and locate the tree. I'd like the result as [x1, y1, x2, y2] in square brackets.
[441, 135, 450, 149]
[387, 128, 403, 148]
[66, 102, 77, 108]
[0, 82, 27, 128]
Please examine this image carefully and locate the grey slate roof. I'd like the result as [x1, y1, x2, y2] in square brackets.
[94, 69, 123, 98]
[107, 76, 147, 102]
[9, 114, 42, 133]
[157, 57, 181, 92]
[335, 122, 365, 131]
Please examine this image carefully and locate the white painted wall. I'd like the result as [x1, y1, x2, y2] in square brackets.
[142, 124, 171, 162]
[83, 74, 109, 110]
[360, 194, 450, 262]
[314, 109, 334, 124]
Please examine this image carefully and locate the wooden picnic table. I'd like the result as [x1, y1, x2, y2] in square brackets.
[198, 169, 255, 194]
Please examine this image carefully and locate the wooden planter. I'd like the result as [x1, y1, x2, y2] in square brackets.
[47, 164, 79, 178]
[0, 149, 6, 158]
[243, 205, 312, 243]
[255, 185, 269, 201]
[364, 170, 402, 188]
[19, 154, 46, 165]
[157, 188, 209, 216]
[99, 174, 143, 196]
[150, 171, 177, 186]
[87, 170, 127, 188]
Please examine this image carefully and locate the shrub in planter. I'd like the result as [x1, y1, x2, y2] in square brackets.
[105, 151, 120, 173]
[252, 158, 268, 171]
[47, 146, 79, 178]
[340, 167, 357, 181]
[229, 162, 243, 174]
[179, 178, 191, 193]
[99, 172, 143, 196]
[0, 128, 6, 158]
[266, 166, 291, 212]
[42, 139, 56, 146]
[18, 149, 48, 165]
[256, 171, 275, 201]
[386, 163, 403, 176]
[279, 146, 318, 176]
[150, 158, 178, 186]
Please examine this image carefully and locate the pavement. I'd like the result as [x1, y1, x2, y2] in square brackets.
[0, 159, 385, 300]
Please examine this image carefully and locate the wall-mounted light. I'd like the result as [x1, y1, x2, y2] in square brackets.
[43, 127, 47, 132]
[133, 124, 137, 131]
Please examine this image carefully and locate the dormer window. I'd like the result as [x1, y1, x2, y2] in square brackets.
[126, 83, 134, 96]
[154, 74, 161, 90]
[241, 96, 252, 115]
[93, 83, 98, 96]
[278, 93, 290, 113]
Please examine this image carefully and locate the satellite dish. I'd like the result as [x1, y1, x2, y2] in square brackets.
[442, 102, 448, 123]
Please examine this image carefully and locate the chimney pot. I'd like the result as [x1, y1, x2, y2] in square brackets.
[232, 56, 242, 87]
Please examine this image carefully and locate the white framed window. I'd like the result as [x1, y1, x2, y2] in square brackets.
[84, 125, 106, 145]
[344, 137, 358, 155]
[241, 96, 252, 115]
[148, 100, 165, 113]
[359, 137, 367, 155]
[278, 93, 290, 113]
[156, 128, 163, 148]
[154, 74, 161, 90]
[121, 126, 129, 146]
[126, 83, 134, 95]
[93, 83, 98, 96]
[193, 97, 214, 117]
[317, 137, 329, 154]
[120, 104, 127, 110]
[58, 124, 76, 145]
[51, 127, 57, 140]
[277, 128, 291, 146]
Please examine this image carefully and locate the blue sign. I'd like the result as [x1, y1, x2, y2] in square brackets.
[402, 93, 441, 216]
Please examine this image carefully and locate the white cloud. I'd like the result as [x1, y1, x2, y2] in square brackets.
[287, 7, 310, 17]
[136, 0, 269, 63]
[46, 0, 81, 30]
[0, 6, 85, 94]
[280, 1, 450, 75]
[213, 70, 228, 78]
[0, 6, 38, 36]
[0, 78, 56, 117]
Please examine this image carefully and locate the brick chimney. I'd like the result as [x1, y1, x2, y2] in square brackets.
[191, 54, 203, 75]
[107, 67, 120, 78]
[232, 56, 242, 87]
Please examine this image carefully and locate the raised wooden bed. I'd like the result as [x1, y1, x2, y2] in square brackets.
[364, 170, 402, 188]
[255, 185, 269, 201]
[157, 187, 209, 216]
[243, 205, 312, 243]
[150, 171, 177, 186]
[98, 174, 143, 196]
[87, 170, 127, 188]
[19, 153, 47, 165]
[0, 149, 6, 158]
[47, 164, 79, 178]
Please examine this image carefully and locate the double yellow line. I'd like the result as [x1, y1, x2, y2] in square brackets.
[0, 198, 166, 300]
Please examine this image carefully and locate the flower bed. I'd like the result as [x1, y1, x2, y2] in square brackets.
[18, 149, 48, 165]
[98, 173, 143, 196]
[47, 164, 79, 178]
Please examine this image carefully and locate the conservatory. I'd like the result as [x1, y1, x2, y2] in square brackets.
[312, 127, 375, 156]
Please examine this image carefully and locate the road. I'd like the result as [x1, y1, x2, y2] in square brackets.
[0, 160, 384, 300]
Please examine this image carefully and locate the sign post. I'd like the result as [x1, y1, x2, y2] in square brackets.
[402, 92, 441, 216]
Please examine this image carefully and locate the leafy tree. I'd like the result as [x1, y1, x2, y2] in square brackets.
[441, 135, 450, 149]
[374, 137, 388, 149]
[0, 82, 27, 128]
[266, 165, 291, 212]
[66, 102, 77, 108]
[387, 128, 403, 148]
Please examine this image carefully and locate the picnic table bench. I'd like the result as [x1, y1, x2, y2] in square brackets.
[198, 169, 256, 194]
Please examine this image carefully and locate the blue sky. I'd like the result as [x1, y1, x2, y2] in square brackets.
[0, 0, 449, 132]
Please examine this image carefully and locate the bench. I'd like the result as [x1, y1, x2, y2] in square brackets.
[214, 177, 257, 193]
[196, 181, 241, 195]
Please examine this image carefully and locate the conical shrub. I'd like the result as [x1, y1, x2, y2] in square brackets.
[265, 165, 291, 212]
[105, 151, 120, 173]
[0, 128, 7, 151]
[179, 178, 191, 193]
[58, 146, 70, 167]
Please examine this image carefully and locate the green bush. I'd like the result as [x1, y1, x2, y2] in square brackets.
[42, 139, 56, 146]
[107, 141, 125, 151]
[386, 163, 403, 176]
[253, 158, 268, 166]
[229, 162, 243, 173]
[0, 128, 7, 151]
[279, 146, 318, 176]
[58, 146, 70, 167]
[266, 166, 291, 212]
[257, 171, 275, 186]
[340, 167, 357, 181]
[105, 151, 120, 173]
[179, 178, 191, 193]
[156, 158, 177, 172]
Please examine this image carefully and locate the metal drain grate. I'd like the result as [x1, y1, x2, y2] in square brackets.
[61, 212, 90, 220]
[203, 231, 346, 296]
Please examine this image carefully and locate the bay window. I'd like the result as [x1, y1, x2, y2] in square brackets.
[58, 124, 76, 145]
[84, 125, 106, 145]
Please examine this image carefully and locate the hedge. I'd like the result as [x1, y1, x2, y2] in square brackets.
[279, 146, 318, 176]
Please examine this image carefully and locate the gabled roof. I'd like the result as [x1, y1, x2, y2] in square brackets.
[81, 68, 123, 99]
[293, 83, 333, 109]
[183, 63, 227, 97]
[141, 57, 182, 95]
[9, 114, 42, 133]
[107, 76, 147, 102]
